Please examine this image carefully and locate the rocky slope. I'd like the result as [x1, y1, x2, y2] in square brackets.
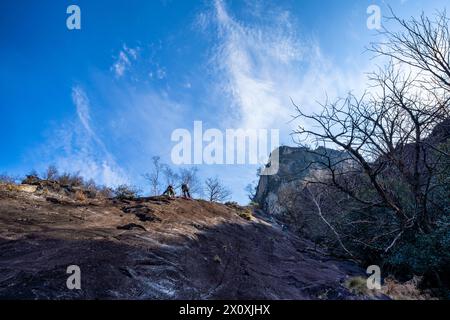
[0, 185, 370, 300]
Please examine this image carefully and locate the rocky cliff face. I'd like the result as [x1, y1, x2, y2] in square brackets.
[254, 146, 343, 218]
[0, 184, 371, 300]
[255, 120, 450, 219]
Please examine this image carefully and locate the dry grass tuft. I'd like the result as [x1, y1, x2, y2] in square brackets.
[74, 190, 87, 202]
[382, 276, 436, 300]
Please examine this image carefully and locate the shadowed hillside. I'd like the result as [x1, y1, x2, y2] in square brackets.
[0, 185, 376, 300]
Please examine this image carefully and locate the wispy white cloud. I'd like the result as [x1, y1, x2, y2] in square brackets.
[36, 86, 129, 187]
[111, 45, 140, 78]
[72, 85, 94, 136]
[208, 0, 371, 138]
[112, 43, 170, 82]
[149, 65, 167, 80]
[67, 86, 128, 186]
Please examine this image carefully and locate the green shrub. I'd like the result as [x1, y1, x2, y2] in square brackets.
[345, 276, 370, 296]
[387, 217, 450, 281]
[224, 201, 240, 208]
[384, 217, 450, 299]
[114, 184, 141, 200]
[22, 171, 40, 185]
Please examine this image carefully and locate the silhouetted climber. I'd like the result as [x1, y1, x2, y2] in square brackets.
[181, 183, 191, 199]
[163, 185, 175, 198]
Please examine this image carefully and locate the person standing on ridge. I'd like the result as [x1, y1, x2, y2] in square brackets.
[181, 183, 191, 199]
[163, 185, 175, 198]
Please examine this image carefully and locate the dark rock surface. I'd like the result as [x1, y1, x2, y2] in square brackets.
[0, 188, 373, 300]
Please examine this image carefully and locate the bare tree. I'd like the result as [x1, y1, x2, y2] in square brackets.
[276, 182, 312, 233]
[0, 173, 16, 184]
[245, 181, 257, 202]
[292, 11, 450, 253]
[204, 177, 232, 202]
[370, 9, 450, 92]
[162, 165, 179, 187]
[178, 167, 203, 197]
[245, 170, 261, 203]
[305, 184, 356, 259]
[143, 156, 163, 196]
[43, 165, 59, 181]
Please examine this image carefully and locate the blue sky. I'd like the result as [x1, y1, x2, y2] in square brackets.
[0, 0, 448, 203]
